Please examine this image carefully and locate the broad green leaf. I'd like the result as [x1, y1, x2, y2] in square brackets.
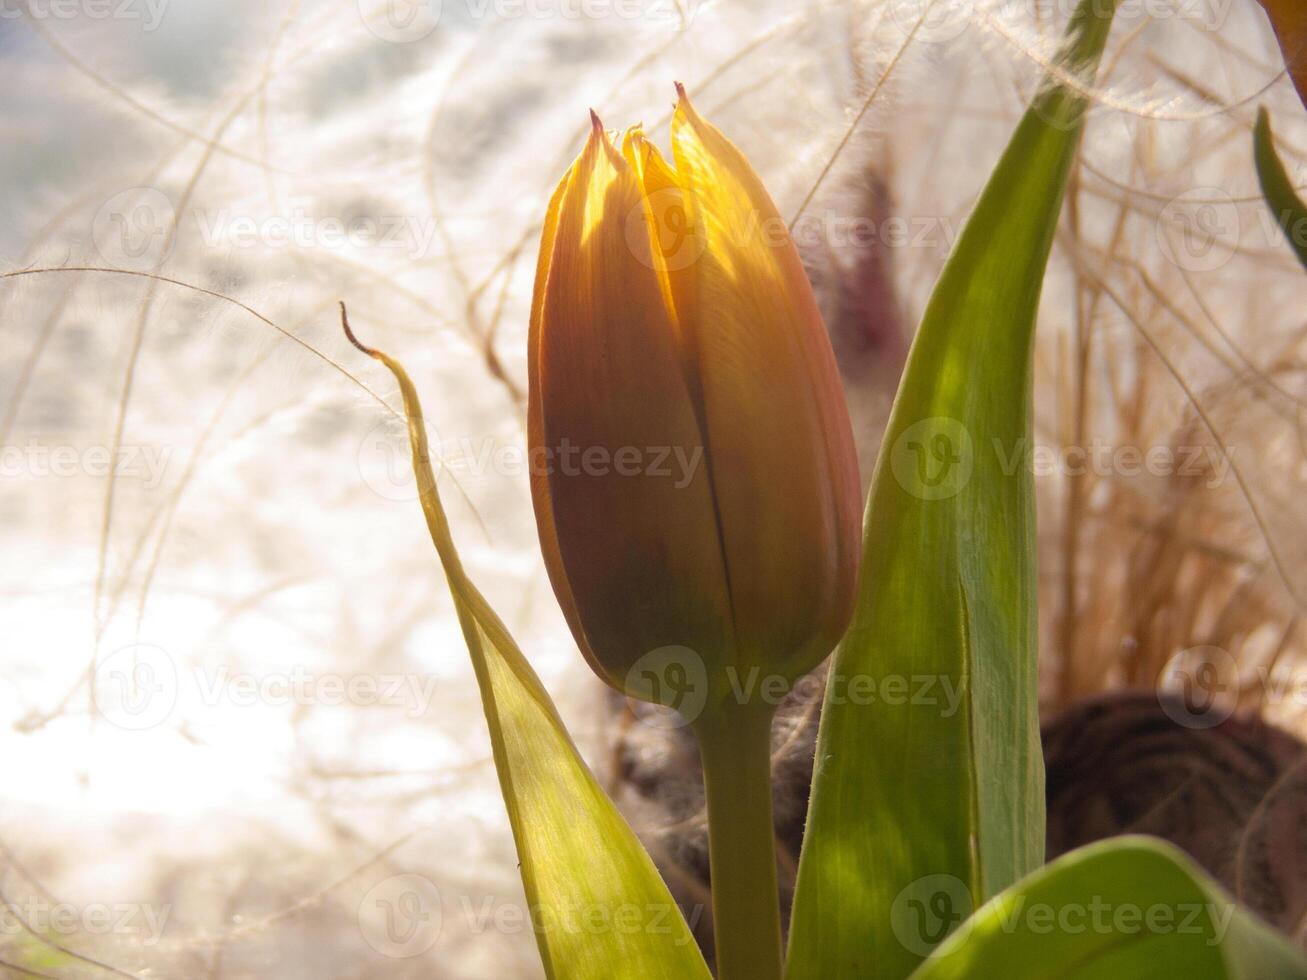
[1254, 107, 1307, 271]
[786, 3, 1117, 977]
[909, 837, 1307, 980]
[343, 312, 711, 980]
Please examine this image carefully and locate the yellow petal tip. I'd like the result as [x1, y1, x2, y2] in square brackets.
[672, 81, 706, 134]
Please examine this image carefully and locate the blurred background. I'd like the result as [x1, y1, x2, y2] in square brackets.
[1, 0, 1305, 975]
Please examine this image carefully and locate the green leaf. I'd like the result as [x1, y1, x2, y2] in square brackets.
[1254, 107, 1307, 272]
[343, 311, 711, 980]
[785, 3, 1117, 977]
[909, 837, 1307, 980]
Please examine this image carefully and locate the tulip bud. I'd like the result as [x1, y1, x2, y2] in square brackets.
[528, 86, 861, 717]
[1261, 0, 1307, 108]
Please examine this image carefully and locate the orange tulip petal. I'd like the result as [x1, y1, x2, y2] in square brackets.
[670, 87, 862, 678]
[528, 153, 587, 661]
[621, 128, 698, 360]
[532, 121, 736, 689]
[1262, 0, 1307, 108]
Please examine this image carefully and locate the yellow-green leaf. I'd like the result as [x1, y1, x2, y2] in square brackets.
[785, 3, 1117, 978]
[343, 310, 711, 980]
[909, 837, 1307, 980]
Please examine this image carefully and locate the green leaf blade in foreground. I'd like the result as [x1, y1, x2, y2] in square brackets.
[346, 316, 711, 980]
[786, 3, 1118, 978]
[1254, 106, 1307, 272]
[909, 837, 1307, 980]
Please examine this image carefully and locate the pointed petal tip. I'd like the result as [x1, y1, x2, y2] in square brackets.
[672, 82, 702, 127]
[589, 108, 604, 134]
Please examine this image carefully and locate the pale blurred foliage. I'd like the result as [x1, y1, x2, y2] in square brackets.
[0, 0, 1305, 975]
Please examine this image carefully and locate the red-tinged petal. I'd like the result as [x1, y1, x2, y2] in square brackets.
[1261, 0, 1307, 108]
[528, 154, 585, 660]
[531, 122, 737, 695]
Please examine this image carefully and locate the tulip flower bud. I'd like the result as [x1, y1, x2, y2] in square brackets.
[528, 86, 861, 718]
[1260, 1, 1307, 108]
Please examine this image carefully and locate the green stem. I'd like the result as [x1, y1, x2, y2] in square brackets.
[694, 699, 783, 980]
